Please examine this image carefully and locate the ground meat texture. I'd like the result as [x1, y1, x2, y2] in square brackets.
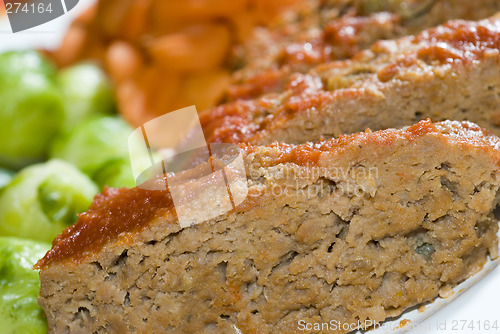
[38, 120, 500, 333]
[201, 16, 500, 145]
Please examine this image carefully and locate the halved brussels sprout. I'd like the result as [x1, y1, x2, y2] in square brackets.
[0, 160, 98, 243]
[0, 237, 51, 334]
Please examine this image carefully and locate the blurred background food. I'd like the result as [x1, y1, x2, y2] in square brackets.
[57, 63, 115, 128]
[0, 167, 15, 191]
[0, 51, 64, 169]
[48, 0, 304, 125]
[0, 51, 118, 169]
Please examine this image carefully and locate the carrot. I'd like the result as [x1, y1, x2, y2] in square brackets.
[148, 24, 231, 73]
[180, 69, 232, 112]
[95, 0, 135, 37]
[54, 25, 88, 67]
[151, 0, 249, 26]
[73, 5, 97, 25]
[117, 80, 148, 126]
[119, 0, 153, 40]
[51, 0, 300, 127]
[106, 41, 143, 84]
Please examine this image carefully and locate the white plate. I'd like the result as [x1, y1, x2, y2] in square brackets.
[1, 3, 500, 333]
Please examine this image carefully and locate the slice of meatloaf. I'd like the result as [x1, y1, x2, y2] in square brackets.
[202, 16, 500, 145]
[229, 0, 500, 100]
[37, 120, 500, 333]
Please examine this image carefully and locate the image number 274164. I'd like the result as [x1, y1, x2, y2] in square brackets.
[5, 2, 54, 14]
[3, 0, 79, 33]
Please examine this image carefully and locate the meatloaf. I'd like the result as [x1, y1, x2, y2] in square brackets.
[229, 0, 500, 100]
[37, 120, 500, 333]
[202, 16, 500, 145]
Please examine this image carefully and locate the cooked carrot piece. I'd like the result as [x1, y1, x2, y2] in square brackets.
[148, 24, 231, 73]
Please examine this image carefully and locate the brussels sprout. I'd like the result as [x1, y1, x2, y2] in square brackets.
[93, 158, 137, 188]
[0, 50, 54, 84]
[0, 167, 15, 192]
[0, 50, 64, 169]
[93, 142, 164, 189]
[0, 237, 50, 334]
[0, 160, 98, 243]
[50, 116, 133, 177]
[58, 63, 116, 128]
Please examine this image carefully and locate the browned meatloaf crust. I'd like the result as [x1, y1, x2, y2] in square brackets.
[229, 0, 500, 100]
[37, 120, 500, 333]
[202, 16, 500, 145]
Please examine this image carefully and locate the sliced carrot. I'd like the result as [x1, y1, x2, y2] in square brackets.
[120, 0, 153, 40]
[148, 24, 231, 73]
[106, 41, 143, 84]
[54, 25, 88, 67]
[180, 69, 232, 112]
[151, 0, 249, 27]
[95, 0, 135, 37]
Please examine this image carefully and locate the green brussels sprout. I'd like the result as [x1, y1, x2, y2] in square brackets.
[0, 237, 51, 334]
[58, 63, 116, 128]
[0, 50, 54, 83]
[0, 167, 15, 192]
[0, 50, 64, 169]
[93, 158, 136, 189]
[93, 142, 163, 189]
[50, 116, 133, 177]
[0, 160, 98, 243]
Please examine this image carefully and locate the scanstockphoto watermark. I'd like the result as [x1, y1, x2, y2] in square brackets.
[247, 163, 379, 198]
[297, 319, 500, 333]
[297, 319, 398, 332]
[128, 106, 248, 228]
[128, 106, 379, 228]
[298, 319, 430, 333]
